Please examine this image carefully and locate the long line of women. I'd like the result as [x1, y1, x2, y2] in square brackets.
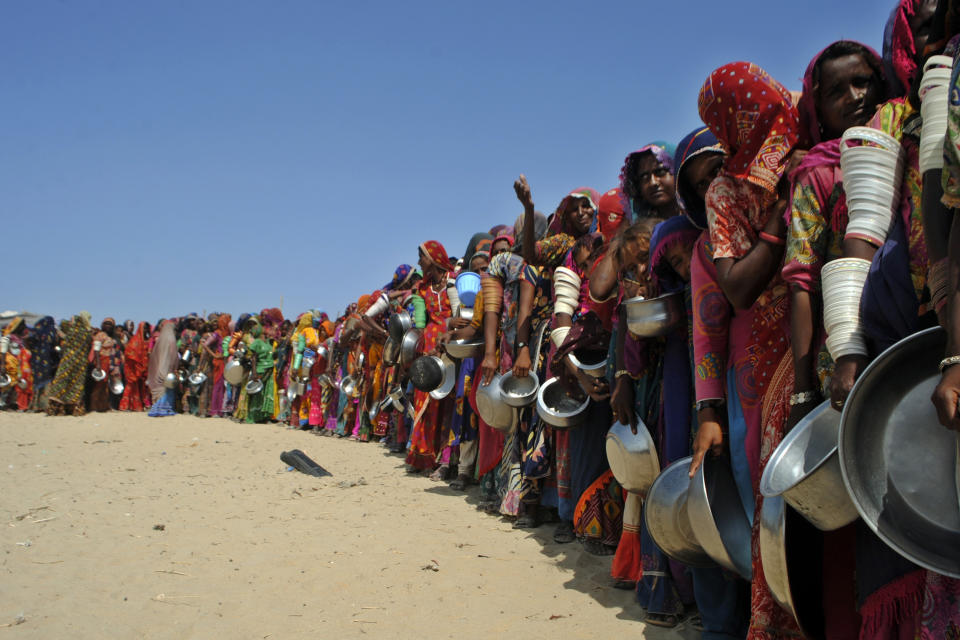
[8, 0, 960, 636]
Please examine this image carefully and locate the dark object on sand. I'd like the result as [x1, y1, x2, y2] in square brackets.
[280, 449, 332, 478]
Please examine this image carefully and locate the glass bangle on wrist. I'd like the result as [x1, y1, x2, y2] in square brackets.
[789, 390, 819, 406]
[614, 369, 631, 379]
[515, 341, 528, 351]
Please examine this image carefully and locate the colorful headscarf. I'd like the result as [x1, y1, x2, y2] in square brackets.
[884, 0, 919, 98]
[2, 317, 23, 336]
[295, 312, 312, 333]
[357, 294, 371, 314]
[260, 308, 283, 328]
[217, 313, 232, 337]
[798, 41, 884, 149]
[321, 320, 335, 338]
[597, 188, 628, 242]
[548, 187, 600, 236]
[471, 238, 493, 264]
[492, 234, 514, 251]
[698, 62, 799, 195]
[674, 127, 726, 230]
[462, 232, 494, 271]
[384, 264, 415, 291]
[619, 143, 677, 220]
[419, 240, 454, 272]
[650, 216, 702, 293]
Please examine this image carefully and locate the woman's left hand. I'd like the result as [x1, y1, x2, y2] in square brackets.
[576, 369, 609, 402]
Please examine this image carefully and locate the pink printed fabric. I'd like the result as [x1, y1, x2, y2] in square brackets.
[705, 176, 773, 261]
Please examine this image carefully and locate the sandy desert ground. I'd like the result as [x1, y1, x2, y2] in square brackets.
[0, 411, 700, 639]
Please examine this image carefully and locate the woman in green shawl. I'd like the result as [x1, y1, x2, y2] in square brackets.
[246, 321, 276, 423]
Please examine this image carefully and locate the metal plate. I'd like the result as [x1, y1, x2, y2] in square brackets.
[839, 326, 960, 577]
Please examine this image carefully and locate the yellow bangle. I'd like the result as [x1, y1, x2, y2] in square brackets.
[614, 369, 631, 379]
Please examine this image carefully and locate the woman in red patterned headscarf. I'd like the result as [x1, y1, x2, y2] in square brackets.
[120, 322, 152, 411]
[406, 240, 455, 476]
[690, 61, 802, 640]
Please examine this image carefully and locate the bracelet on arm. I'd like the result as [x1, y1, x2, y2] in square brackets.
[789, 390, 820, 406]
[940, 355, 960, 373]
[758, 231, 786, 246]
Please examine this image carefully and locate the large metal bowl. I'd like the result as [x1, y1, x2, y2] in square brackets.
[399, 328, 422, 367]
[759, 496, 827, 639]
[317, 373, 333, 389]
[91, 367, 107, 382]
[245, 378, 264, 395]
[475, 372, 515, 432]
[224, 358, 246, 385]
[535, 377, 589, 428]
[499, 371, 540, 407]
[389, 311, 413, 344]
[644, 456, 715, 568]
[188, 372, 208, 387]
[624, 292, 685, 337]
[688, 454, 753, 580]
[760, 400, 858, 531]
[605, 420, 660, 495]
[839, 326, 960, 578]
[445, 337, 484, 360]
[429, 355, 456, 400]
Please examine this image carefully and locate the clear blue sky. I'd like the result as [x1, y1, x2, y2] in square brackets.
[2, 0, 888, 325]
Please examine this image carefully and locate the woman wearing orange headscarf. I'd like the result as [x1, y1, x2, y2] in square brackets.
[406, 241, 455, 474]
[206, 314, 230, 417]
[120, 322, 152, 411]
